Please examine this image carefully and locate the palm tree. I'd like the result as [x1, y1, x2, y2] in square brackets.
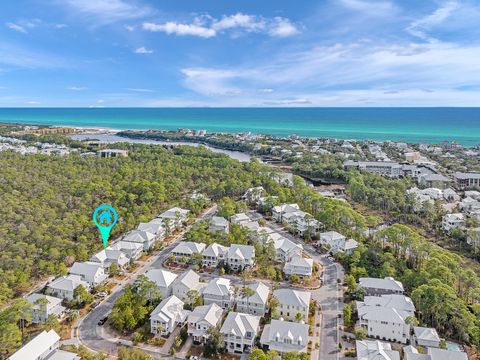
[240, 287, 256, 314]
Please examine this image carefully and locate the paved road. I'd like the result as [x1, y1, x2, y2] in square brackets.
[260, 213, 345, 360]
[77, 205, 217, 358]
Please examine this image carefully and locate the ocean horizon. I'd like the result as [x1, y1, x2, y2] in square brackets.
[1, 107, 479, 146]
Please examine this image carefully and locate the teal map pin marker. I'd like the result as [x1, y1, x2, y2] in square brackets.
[93, 205, 118, 249]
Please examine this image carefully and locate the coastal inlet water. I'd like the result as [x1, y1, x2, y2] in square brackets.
[71, 133, 251, 162]
[1, 107, 480, 145]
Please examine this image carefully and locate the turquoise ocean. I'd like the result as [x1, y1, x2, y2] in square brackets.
[0, 107, 479, 146]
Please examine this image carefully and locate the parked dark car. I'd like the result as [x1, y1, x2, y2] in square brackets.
[98, 317, 108, 326]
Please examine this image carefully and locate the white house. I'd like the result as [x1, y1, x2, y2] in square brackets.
[123, 230, 156, 251]
[220, 312, 261, 354]
[283, 255, 313, 279]
[172, 270, 204, 302]
[150, 295, 190, 336]
[227, 244, 255, 271]
[202, 243, 229, 268]
[171, 241, 206, 262]
[319, 231, 358, 254]
[69, 262, 108, 286]
[187, 303, 224, 343]
[243, 187, 265, 205]
[137, 221, 165, 240]
[442, 213, 465, 232]
[356, 340, 400, 360]
[357, 306, 410, 343]
[46, 275, 90, 301]
[26, 294, 66, 324]
[412, 326, 441, 348]
[272, 204, 300, 222]
[428, 348, 467, 360]
[8, 329, 79, 360]
[230, 213, 251, 225]
[260, 319, 309, 354]
[272, 237, 303, 262]
[358, 294, 415, 317]
[107, 241, 143, 260]
[90, 249, 129, 269]
[272, 288, 311, 322]
[209, 216, 230, 233]
[359, 277, 404, 296]
[202, 277, 234, 309]
[157, 207, 190, 231]
[236, 282, 270, 316]
[145, 269, 178, 298]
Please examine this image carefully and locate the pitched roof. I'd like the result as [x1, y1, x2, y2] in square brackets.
[108, 241, 143, 251]
[44, 349, 80, 360]
[173, 270, 200, 290]
[237, 282, 270, 305]
[203, 243, 228, 258]
[137, 221, 164, 235]
[145, 269, 178, 288]
[26, 293, 63, 312]
[361, 294, 415, 313]
[47, 275, 89, 292]
[427, 348, 468, 360]
[273, 288, 311, 308]
[188, 303, 223, 326]
[210, 216, 229, 227]
[320, 231, 346, 242]
[70, 262, 104, 277]
[413, 326, 440, 342]
[273, 237, 303, 254]
[150, 295, 190, 324]
[172, 241, 206, 255]
[230, 213, 250, 222]
[123, 230, 155, 243]
[158, 207, 190, 219]
[361, 306, 409, 324]
[260, 319, 308, 344]
[285, 255, 313, 268]
[8, 329, 60, 360]
[220, 312, 260, 337]
[356, 340, 400, 360]
[228, 244, 255, 260]
[359, 277, 404, 292]
[203, 277, 232, 297]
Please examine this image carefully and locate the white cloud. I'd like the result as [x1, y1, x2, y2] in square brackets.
[67, 86, 88, 91]
[127, 88, 153, 92]
[0, 41, 68, 69]
[134, 46, 154, 54]
[262, 98, 311, 105]
[61, 0, 152, 25]
[125, 25, 135, 31]
[179, 39, 480, 106]
[143, 22, 216, 38]
[339, 0, 397, 14]
[5, 20, 38, 34]
[143, 13, 300, 38]
[406, 1, 460, 40]
[25, 101, 40, 105]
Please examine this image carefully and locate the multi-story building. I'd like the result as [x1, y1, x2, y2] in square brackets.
[454, 172, 480, 189]
[202, 243, 228, 268]
[272, 289, 311, 322]
[150, 295, 190, 336]
[227, 244, 255, 271]
[260, 319, 309, 354]
[358, 277, 404, 296]
[187, 303, 223, 343]
[344, 160, 402, 177]
[220, 312, 261, 354]
[202, 277, 234, 309]
[235, 282, 270, 316]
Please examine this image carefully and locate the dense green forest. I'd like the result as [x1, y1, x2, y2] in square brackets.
[0, 144, 266, 306]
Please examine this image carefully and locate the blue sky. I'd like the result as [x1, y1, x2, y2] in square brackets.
[1, 0, 480, 107]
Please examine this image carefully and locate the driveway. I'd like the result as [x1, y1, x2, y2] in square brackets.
[77, 205, 217, 358]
